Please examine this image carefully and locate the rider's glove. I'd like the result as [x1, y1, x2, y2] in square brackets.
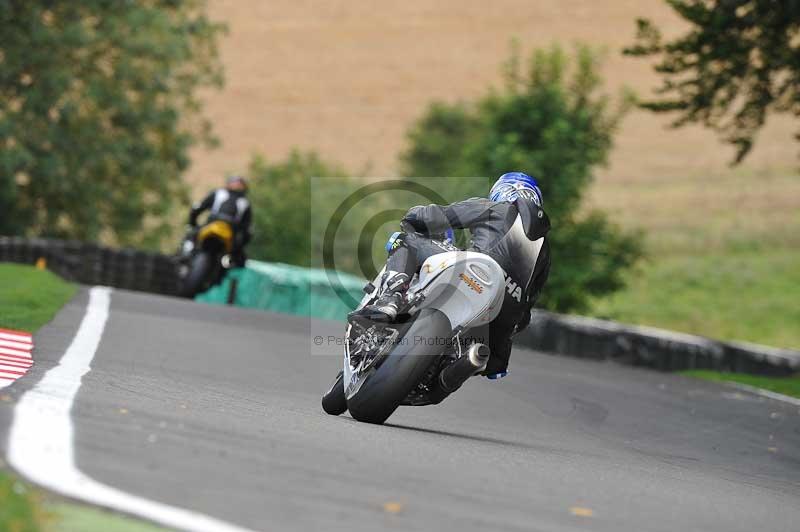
[402, 204, 449, 235]
[401, 214, 428, 233]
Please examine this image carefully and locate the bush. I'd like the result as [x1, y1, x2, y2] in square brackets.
[247, 150, 351, 267]
[400, 44, 643, 312]
[247, 152, 469, 280]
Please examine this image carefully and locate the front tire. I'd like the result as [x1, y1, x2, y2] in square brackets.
[180, 252, 212, 298]
[321, 371, 347, 416]
[346, 309, 451, 425]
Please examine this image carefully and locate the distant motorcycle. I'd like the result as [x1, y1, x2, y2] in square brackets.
[321, 231, 504, 424]
[177, 219, 235, 298]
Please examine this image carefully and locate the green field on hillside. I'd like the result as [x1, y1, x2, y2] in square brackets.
[592, 247, 800, 349]
[588, 170, 800, 350]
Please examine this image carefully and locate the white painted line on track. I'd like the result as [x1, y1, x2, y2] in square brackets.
[727, 382, 800, 407]
[6, 287, 256, 532]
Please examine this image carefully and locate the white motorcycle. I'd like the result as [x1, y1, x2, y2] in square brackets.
[321, 235, 505, 425]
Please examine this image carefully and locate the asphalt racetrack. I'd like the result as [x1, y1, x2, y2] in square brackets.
[2, 287, 799, 531]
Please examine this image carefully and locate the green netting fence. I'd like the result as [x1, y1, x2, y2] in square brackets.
[195, 260, 367, 321]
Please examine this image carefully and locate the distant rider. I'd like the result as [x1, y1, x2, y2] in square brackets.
[351, 172, 551, 383]
[188, 175, 253, 267]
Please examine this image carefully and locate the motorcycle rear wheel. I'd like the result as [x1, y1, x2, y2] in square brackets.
[346, 309, 451, 425]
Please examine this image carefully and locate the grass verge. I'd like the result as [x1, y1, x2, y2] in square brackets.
[0, 469, 164, 532]
[0, 263, 77, 332]
[0, 469, 47, 532]
[682, 370, 800, 399]
[0, 264, 164, 531]
[48, 503, 164, 532]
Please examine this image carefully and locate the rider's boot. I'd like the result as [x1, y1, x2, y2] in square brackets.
[349, 272, 410, 323]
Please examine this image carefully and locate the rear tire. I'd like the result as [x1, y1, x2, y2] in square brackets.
[346, 309, 451, 425]
[321, 371, 348, 416]
[180, 252, 211, 298]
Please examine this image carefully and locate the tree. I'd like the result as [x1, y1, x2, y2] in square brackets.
[0, 174, 20, 234]
[0, 1, 224, 246]
[401, 44, 642, 313]
[624, 0, 800, 163]
[248, 150, 352, 267]
[248, 152, 466, 280]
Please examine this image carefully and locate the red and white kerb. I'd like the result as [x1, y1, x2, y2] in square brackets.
[0, 328, 34, 389]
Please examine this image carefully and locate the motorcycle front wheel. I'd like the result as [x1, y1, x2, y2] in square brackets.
[321, 371, 348, 416]
[346, 308, 451, 425]
[180, 252, 212, 298]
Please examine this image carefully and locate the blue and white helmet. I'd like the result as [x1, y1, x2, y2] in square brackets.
[489, 172, 542, 207]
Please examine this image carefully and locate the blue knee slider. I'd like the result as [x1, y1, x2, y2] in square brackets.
[486, 371, 508, 380]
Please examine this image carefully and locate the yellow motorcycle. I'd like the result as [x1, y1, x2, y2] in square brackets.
[177, 220, 234, 298]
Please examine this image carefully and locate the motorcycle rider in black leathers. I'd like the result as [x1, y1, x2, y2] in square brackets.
[351, 172, 551, 393]
[188, 176, 253, 267]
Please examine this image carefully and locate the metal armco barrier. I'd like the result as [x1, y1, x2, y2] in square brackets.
[0, 236, 180, 296]
[518, 310, 800, 376]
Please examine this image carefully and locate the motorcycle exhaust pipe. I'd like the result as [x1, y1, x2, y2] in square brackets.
[439, 343, 490, 393]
